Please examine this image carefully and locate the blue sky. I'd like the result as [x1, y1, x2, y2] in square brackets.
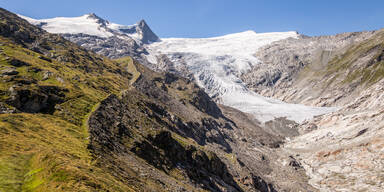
[1, 0, 384, 38]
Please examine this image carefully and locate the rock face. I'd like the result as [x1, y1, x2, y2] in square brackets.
[284, 78, 384, 191]
[61, 33, 147, 58]
[136, 19, 160, 44]
[240, 28, 384, 191]
[88, 93, 243, 191]
[241, 31, 377, 106]
[86, 60, 316, 191]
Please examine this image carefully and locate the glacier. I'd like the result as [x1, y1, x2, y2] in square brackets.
[146, 31, 338, 123]
[20, 14, 338, 123]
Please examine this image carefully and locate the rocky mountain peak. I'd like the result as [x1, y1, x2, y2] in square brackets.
[136, 19, 159, 44]
[86, 13, 108, 25]
[86, 13, 99, 19]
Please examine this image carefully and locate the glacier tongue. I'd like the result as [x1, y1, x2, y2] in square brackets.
[147, 31, 338, 123]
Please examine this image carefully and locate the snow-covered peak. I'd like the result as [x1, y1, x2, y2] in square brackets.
[155, 30, 298, 57]
[86, 13, 104, 21]
[150, 30, 299, 74]
[19, 14, 159, 43]
[19, 14, 114, 38]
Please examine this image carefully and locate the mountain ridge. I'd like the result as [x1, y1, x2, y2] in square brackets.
[19, 13, 160, 43]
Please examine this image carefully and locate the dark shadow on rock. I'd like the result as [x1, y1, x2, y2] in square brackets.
[6, 85, 68, 114]
[131, 131, 243, 192]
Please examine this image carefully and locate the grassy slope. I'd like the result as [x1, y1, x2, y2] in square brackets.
[300, 30, 384, 89]
[0, 114, 135, 192]
[0, 8, 270, 191]
[0, 34, 139, 191]
[0, 37, 219, 192]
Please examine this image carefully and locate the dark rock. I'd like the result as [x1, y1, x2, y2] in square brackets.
[6, 85, 68, 114]
[88, 93, 241, 191]
[239, 176, 253, 186]
[288, 155, 303, 170]
[131, 130, 242, 192]
[252, 175, 277, 192]
[9, 58, 30, 67]
[27, 67, 42, 73]
[87, 94, 132, 153]
[0, 102, 18, 114]
[191, 89, 223, 119]
[37, 55, 52, 62]
[356, 128, 368, 137]
[268, 141, 283, 148]
[0, 8, 44, 46]
[15, 78, 37, 85]
[164, 72, 179, 84]
[237, 158, 245, 167]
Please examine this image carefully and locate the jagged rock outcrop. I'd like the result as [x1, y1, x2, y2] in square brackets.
[136, 19, 160, 44]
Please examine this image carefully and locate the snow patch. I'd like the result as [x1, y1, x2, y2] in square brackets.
[19, 14, 141, 40]
[19, 14, 114, 38]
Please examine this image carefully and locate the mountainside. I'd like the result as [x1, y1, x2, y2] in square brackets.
[19, 14, 158, 65]
[145, 31, 338, 123]
[244, 29, 384, 191]
[7, 8, 384, 192]
[0, 8, 315, 192]
[241, 31, 378, 107]
[21, 14, 338, 123]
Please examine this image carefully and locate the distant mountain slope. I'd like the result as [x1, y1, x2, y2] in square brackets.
[241, 31, 378, 107]
[19, 14, 157, 66]
[239, 25, 384, 191]
[19, 13, 159, 43]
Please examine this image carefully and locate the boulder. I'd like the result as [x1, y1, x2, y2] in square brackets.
[7, 85, 68, 114]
